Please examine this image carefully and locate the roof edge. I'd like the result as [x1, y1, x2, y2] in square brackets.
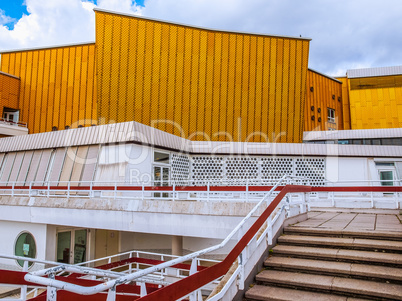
[94, 8, 312, 41]
[0, 41, 96, 54]
[308, 68, 342, 83]
[0, 71, 20, 80]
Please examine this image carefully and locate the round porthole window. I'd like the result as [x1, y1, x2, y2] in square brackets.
[14, 232, 36, 268]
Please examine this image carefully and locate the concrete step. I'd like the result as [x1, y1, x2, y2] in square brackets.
[255, 270, 402, 300]
[278, 234, 402, 252]
[272, 245, 402, 266]
[245, 285, 369, 301]
[264, 256, 402, 282]
[283, 227, 402, 241]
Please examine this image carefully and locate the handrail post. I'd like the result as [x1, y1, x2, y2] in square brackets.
[47, 273, 57, 301]
[173, 181, 176, 201]
[114, 182, 117, 200]
[246, 180, 249, 202]
[207, 181, 210, 202]
[21, 260, 28, 301]
[106, 286, 116, 301]
[29, 182, 32, 197]
[90, 181, 93, 198]
[47, 181, 50, 198]
[11, 182, 15, 197]
[67, 182, 70, 199]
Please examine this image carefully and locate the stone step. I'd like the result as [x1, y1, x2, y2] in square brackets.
[283, 227, 402, 241]
[264, 256, 402, 282]
[272, 245, 402, 266]
[278, 234, 402, 251]
[245, 285, 369, 301]
[255, 270, 402, 300]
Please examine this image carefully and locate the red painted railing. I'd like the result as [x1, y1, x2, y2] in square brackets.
[137, 185, 312, 301]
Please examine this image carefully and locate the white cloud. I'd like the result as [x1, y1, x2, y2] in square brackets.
[0, 0, 401, 75]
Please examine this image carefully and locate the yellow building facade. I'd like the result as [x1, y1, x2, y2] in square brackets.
[0, 43, 97, 133]
[95, 10, 310, 142]
[346, 73, 402, 129]
[0, 8, 400, 141]
[0, 71, 20, 119]
[304, 69, 344, 132]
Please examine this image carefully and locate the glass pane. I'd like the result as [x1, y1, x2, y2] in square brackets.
[154, 151, 169, 164]
[162, 167, 169, 186]
[57, 231, 71, 263]
[74, 230, 87, 264]
[154, 166, 161, 186]
[380, 171, 393, 186]
[15, 232, 36, 267]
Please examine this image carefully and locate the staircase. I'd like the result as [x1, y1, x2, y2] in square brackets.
[245, 226, 402, 301]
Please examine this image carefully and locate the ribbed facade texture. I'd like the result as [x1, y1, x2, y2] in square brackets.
[95, 11, 310, 143]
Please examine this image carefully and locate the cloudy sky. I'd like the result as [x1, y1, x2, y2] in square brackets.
[0, 0, 401, 76]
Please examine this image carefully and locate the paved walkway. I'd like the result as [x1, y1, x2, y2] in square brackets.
[292, 208, 402, 233]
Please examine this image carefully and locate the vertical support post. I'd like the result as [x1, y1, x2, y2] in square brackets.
[90, 181, 93, 198]
[67, 182, 70, 199]
[190, 257, 197, 275]
[267, 216, 273, 245]
[370, 191, 374, 208]
[11, 182, 15, 197]
[238, 252, 245, 290]
[140, 282, 147, 297]
[47, 273, 57, 301]
[114, 182, 117, 200]
[173, 182, 176, 201]
[21, 261, 28, 301]
[106, 286, 116, 301]
[246, 180, 249, 202]
[47, 181, 50, 198]
[207, 182, 210, 202]
[331, 192, 335, 207]
[29, 182, 32, 197]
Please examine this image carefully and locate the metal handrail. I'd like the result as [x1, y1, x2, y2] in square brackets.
[23, 175, 303, 296]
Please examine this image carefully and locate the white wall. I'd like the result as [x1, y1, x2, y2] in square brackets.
[0, 221, 47, 271]
[328, 157, 370, 185]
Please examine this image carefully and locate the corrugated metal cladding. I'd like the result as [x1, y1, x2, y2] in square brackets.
[0, 44, 97, 134]
[0, 146, 99, 185]
[304, 70, 344, 131]
[347, 65, 402, 78]
[0, 72, 20, 114]
[336, 77, 351, 130]
[347, 75, 402, 129]
[95, 10, 310, 143]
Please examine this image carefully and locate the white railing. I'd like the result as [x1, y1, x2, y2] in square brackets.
[0, 118, 27, 128]
[0, 249, 220, 301]
[17, 176, 306, 300]
[0, 178, 309, 202]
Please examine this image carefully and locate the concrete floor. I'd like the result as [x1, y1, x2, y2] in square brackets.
[293, 208, 402, 233]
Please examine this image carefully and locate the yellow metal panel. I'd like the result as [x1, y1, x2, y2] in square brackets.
[225, 33, 236, 140]
[166, 24, 177, 135]
[150, 22, 162, 129]
[287, 39, 296, 142]
[142, 20, 154, 126]
[173, 26, 185, 137]
[247, 36, 257, 142]
[181, 27, 193, 138]
[267, 39, 277, 140]
[92, 10, 310, 142]
[188, 29, 200, 138]
[281, 39, 290, 142]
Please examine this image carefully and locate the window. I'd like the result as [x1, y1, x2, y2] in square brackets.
[379, 170, 394, 186]
[15, 232, 36, 267]
[2, 108, 19, 123]
[154, 151, 170, 164]
[327, 108, 335, 123]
